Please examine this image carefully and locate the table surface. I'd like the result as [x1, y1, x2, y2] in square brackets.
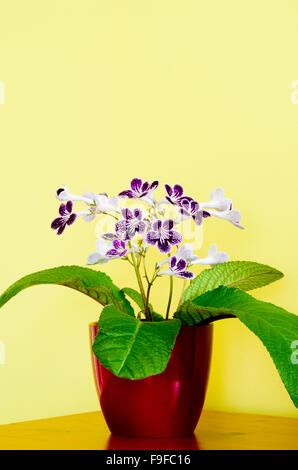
[0, 410, 297, 450]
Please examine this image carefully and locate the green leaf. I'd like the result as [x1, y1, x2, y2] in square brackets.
[175, 286, 298, 407]
[92, 305, 180, 379]
[0, 265, 134, 316]
[150, 311, 165, 322]
[122, 287, 149, 311]
[182, 261, 284, 302]
[122, 287, 164, 320]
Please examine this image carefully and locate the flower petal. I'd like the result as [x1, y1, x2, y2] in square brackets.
[135, 221, 146, 234]
[113, 239, 121, 249]
[176, 258, 187, 271]
[152, 219, 162, 231]
[193, 211, 203, 226]
[180, 198, 190, 212]
[121, 208, 133, 220]
[173, 184, 183, 198]
[141, 182, 149, 194]
[165, 184, 173, 196]
[59, 204, 67, 216]
[118, 190, 134, 198]
[115, 220, 127, 234]
[170, 256, 177, 269]
[106, 249, 119, 257]
[87, 252, 102, 264]
[163, 219, 174, 230]
[146, 231, 158, 245]
[66, 200, 73, 213]
[51, 217, 63, 230]
[57, 223, 66, 235]
[102, 233, 118, 240]
[150, 180, 159, 190]
[130, 178, 142, 192]
[66, 213, 77, 225]
[157, 239, 171, 253]
[176, 270, 194, 279]
[168, 230, 182, 245]
[134, 208, 142, 220]
[190, 200, 200, 213]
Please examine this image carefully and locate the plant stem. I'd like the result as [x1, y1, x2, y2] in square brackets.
[145, 282, 153, 322]
[129, 244, 150, 320]
[102, 211, 119, 221]
[165, 275, 174, 320]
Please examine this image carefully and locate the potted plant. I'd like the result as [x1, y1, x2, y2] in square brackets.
[0, 179, 297, 438]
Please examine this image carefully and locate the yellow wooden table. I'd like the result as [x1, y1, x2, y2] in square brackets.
[0, 410, 297, 450]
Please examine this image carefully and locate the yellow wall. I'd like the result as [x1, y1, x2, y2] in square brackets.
[0, 1, 297, 424]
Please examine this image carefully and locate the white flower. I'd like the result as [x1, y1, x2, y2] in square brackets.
[206, 208, 244, 229]
[191, 244, 229, 267]
[82, 192, 119, 222]
[87, 237, 140, 265]
[56, 186, 93, 204]
[157, 243, 198, 268]
[200, 188, 232, 212]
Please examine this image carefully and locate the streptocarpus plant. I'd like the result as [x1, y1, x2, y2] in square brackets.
[0, 179, 297, 407]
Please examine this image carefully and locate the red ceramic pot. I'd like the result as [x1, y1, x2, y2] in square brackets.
[89, 322, 213, 438]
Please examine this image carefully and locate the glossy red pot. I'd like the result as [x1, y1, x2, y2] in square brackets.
[89, 322, 213, 438]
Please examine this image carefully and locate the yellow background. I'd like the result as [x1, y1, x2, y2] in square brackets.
[0, 1, 297, 425]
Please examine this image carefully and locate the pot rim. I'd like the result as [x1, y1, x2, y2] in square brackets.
[89, 321, 213, 328]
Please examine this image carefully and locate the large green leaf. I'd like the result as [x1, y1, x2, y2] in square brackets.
[0, 265, 134, 315]
[92, 305, 180, 379]
[182, 261, 284, 302]
[175, 286, 298, 407]
[122, 287, 150, 311]
[122, 287, 164, 321]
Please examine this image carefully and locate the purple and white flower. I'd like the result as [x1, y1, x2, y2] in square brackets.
[106, 239, 128, 258]
[157, 243, 199, 267]
[56, 186, 119, 222]
[146, 219, 182, 253]
[191, 244, 229, 266]
[118, 178, 159, 206]
[158, 256, 194, 279]
[160, 184, 193, 207]
[179, 199, 210, 225]
[51, 201, 77, 235]
[115, 208, 147, 241]
[200, 188, 232, 212]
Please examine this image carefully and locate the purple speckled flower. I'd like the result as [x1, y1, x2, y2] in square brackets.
[115, 208, 147, 241]
[158, 256, 194, 279]
[106, 239, 127, 258]
[118, 178, 159, 200]
[164, 184, 193, 206]
[179, 199, 210, 225]
[146, 219, 182, 253]
[51, 201, 77, 235]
